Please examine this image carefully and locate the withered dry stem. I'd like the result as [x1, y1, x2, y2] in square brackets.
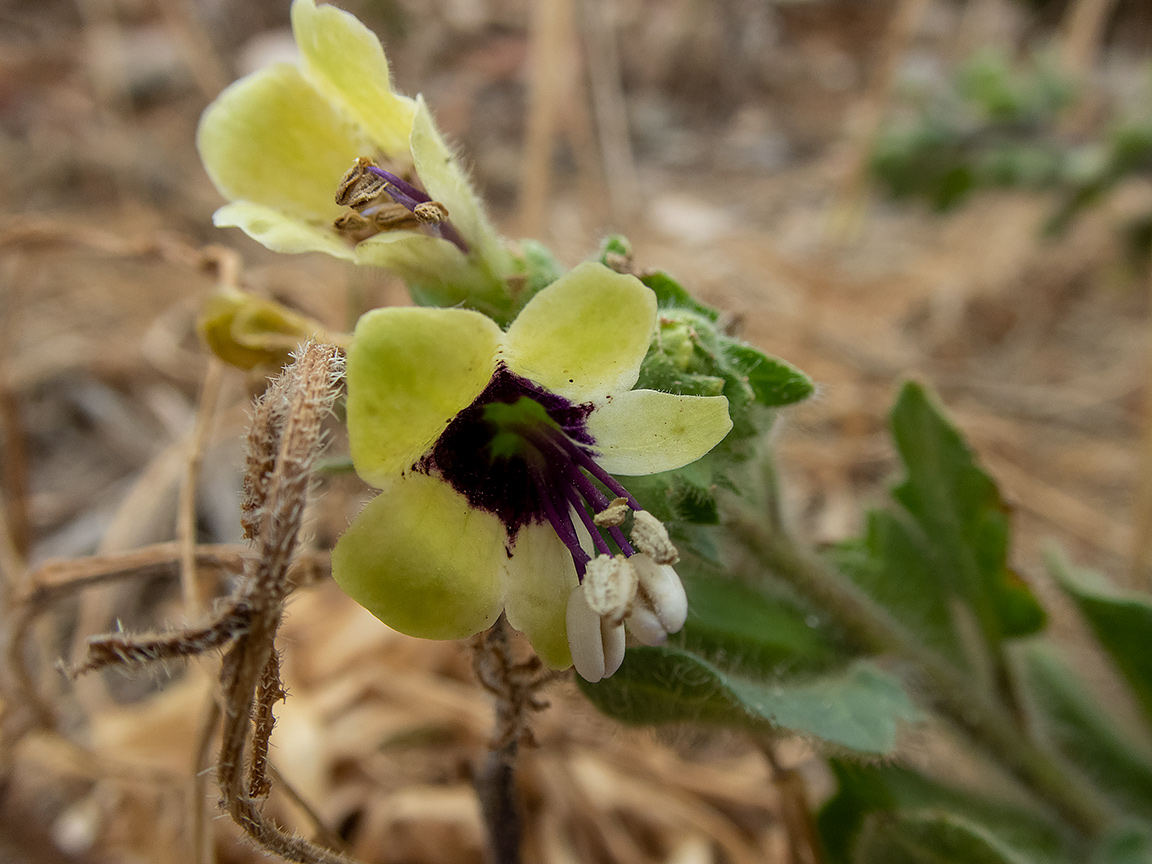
[0, 216, 244, 291]
[179, 357, 227, 617]
[67, 598, 253, 677]
[53, 343, 356, 864]
[471, 616, 562, 864]
[249, 647, 286, 799]
[4, 542, 249, 739]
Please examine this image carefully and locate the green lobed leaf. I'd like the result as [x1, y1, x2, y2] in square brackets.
[855, 812, 1037, 864]
[722, 342, 814, 408]
[1048, 548, 1152, 730]
[830, 509, 966, 665]
[818, 761, 1076, 864]
[673, 556, 843, 678]
[1092, 825, 1152, 864]
[639, 269, 721, 322]
[1015, 640, 1152, 821]
[624, 267, 812, 525]
[579, 646, 919, 755]
[635, 266, 812, 411]
[889, 382, 1045, 650]
[871, 50, 1078, 213]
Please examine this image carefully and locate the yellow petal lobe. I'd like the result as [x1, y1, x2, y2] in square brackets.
[197, 63, 363, 220]
[501, 524, 578, 669]
[346, 306, 501, 486]
[213, 202, 355, 259]
[291, 0, 416, 158]
[332, 474, 504, 640]
[587, 391, 732, 475]
[502, 262, 656, 402]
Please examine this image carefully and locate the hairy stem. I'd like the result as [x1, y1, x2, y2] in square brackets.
[476, 743, 523, 864]
[726, 506, 1111, 838]
[471, 617, 559, 864]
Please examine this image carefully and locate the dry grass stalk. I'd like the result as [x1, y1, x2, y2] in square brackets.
[0, 217, 242, 291]
[825, 0, 930, 243]
[580, 0, 638, 223]
[3, 542, 248, 745]
[0, 356, 32, 565]
[760, 740, 823, 864]
[518, 0, 574, 238]
[57, 342, 352, 864]
[179, 358, 228, 617]
[1059, 0, 1120, 79]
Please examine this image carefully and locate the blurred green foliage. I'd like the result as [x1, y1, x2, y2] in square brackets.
[872, 50, 1152, 247]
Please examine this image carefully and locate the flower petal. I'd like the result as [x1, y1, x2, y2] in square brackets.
[291, 0, 416, 159]
[197, 62, 364, 221]
[332, 474, 505, 640]
[586, 390, 732, 475]
[411, 96, 508, 271]
[354, 229, 475, 291]
[347, 306, 501, 486]
[501, 523, 578, 669]
[502, 262, 656, 402]
[213, 202, 355, 260]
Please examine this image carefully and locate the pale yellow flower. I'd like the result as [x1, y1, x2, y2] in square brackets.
[332, 263, 733, 680]
[197, 0, 512, 315]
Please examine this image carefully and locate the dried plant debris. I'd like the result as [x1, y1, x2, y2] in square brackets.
[49, 343, 349, 863]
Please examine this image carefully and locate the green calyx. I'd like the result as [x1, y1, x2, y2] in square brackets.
[591, 236, 815, 528]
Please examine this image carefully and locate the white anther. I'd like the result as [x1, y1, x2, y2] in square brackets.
[566, 586, 626, 682]
[632, 555, 688, 634]
[593, 497, 630, 528]
[582, 554, 638, 624]
[630, 511, 680, 565]
[601, 617, 626, 678]
[626, 605, 669, 646]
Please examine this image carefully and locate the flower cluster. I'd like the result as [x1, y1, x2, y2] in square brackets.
[199, 0, 736, 680]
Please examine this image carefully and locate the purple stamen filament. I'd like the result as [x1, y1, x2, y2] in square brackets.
[365, 165, 428, 210]
[532, 470, 590, 573]
[364, 165, 470, 254]
[524, 427, 639, 575]
[560, 481, 614, 558]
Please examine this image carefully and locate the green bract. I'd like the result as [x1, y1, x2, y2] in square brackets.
[196, 0, 512, 316]
[331, 263, 733, 671]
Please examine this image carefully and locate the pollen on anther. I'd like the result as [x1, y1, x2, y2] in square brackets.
[593, 497, 629, 528]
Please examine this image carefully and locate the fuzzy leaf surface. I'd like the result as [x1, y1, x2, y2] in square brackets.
[889, 382, 1045, 652]
[1016, 640, 1152, 821]
[818, 761, 1075, 864]
[1050, 549, 1152, 728]
[579, 645, 918, 755]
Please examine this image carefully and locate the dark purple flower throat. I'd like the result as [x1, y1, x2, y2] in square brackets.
[422, 364, 641, 577]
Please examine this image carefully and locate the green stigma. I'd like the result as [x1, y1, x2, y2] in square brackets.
[482, 397, 558, 462]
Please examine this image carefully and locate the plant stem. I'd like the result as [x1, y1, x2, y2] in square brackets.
[726, 506, 1111, 839]
[476, 742, 523, 864]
